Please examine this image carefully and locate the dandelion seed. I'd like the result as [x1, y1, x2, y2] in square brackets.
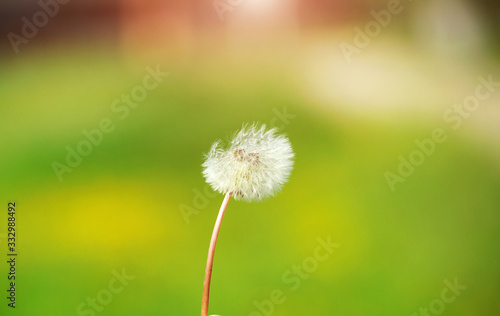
[202, 123, 294, 202]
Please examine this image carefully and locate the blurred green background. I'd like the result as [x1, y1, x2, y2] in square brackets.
[1, 0, 500, 315]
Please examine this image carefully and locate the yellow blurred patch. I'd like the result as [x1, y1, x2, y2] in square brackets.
[23, 178, 181, 260]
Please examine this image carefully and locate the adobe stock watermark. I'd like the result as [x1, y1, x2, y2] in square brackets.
[268, 107, 296, 130]
[339, 0, 407, 64]
[213, 0, 244, 22]
[411, 278, 466, 316]
[248, 236, 339, 316]
[385, 74, 499, 192]
[7, 0, 71, 54]
[76, 268, 135, 316]
[179, 184, 219, 225]
[180, 106, 296, 224]
[51, 65, 169, 182]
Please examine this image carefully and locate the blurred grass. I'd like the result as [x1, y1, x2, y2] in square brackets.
[0, 46, 499, 316]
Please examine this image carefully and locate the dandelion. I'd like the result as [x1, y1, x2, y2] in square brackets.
[201, 123, 294, 316]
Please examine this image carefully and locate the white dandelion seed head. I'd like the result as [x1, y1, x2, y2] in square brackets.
[202, 123, 294, 202]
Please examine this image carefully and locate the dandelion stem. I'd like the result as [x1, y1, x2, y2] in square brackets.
[201, 192, 232, 316]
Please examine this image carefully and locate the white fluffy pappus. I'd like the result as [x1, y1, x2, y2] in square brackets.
[202, 124, 294, 202]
